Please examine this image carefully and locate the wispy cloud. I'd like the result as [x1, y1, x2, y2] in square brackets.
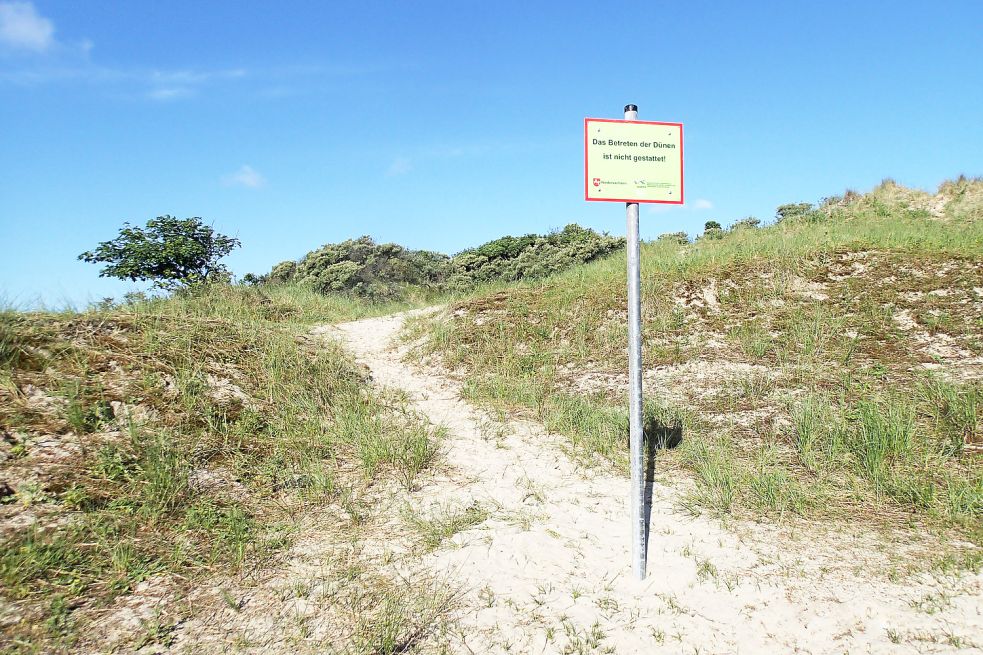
[150, 68, 246, 86]
[693, 198, 713, 210]
[0, 61, 251, 100]
[386, 157, 412, 176]
[2, 46, 401, 105]
[0, 1, 54, 52]
[0, 3, 406, 102]
[222, 165, 267, 189]
[130, 68, 249, 100]
[147, 86, 193, 101]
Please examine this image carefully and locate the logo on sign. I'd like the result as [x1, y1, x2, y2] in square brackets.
[592, 177, 601, 187]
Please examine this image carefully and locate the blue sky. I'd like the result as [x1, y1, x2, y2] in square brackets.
[2, 1, 982, 306]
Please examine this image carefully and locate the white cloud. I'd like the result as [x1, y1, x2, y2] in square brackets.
[147, 86, 193, 101]
[0, 1, 54, 52]
[146, 68, 244, 101]
[693, 198, 714, 210]
[222, 165, 267, 189]
[386, 157, 412, 176]
[150, 68, 246, 85]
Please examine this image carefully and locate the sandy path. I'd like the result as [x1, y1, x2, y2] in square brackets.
[330, 310, 982, 654]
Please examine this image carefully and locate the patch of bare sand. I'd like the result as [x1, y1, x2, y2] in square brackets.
[323, 311, 982, 654]
[894, 309, 983, 380]
[566, 360, 776, 405]
[789, 276, 829, 301]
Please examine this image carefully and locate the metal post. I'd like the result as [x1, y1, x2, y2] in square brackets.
[624, 103, 646, 581]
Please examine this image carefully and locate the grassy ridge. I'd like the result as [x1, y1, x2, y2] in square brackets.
[0, 286, 444, 652]
[411, 179, 983, 557]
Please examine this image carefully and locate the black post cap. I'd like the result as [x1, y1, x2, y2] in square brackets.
[624, 104, 638, 112]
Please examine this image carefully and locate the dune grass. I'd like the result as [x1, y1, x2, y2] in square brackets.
[409, 181, 983, 552]
[0, 286, 446, 652]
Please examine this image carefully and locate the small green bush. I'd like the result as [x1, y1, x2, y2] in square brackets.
[699, 221, 724, 241]
[775, 203, 814, 223]
[658, 231, 690, 244]
[731, 216, 761, 230]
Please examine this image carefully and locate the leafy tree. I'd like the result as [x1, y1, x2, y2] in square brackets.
[79, 216, 240, 290]
[699, 220, 724, 241]
[239, 273, 263, 286]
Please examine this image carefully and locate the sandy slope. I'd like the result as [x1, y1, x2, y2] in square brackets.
[329, 310, 982, 654]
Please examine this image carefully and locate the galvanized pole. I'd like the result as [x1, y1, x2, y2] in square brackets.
[624, 103, 646, 581]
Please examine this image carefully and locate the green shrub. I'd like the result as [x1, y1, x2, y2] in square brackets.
[268, 260, 298, 283]
[775, 202, 814, 223]
[450, 224, 624, 285]
[658, 231, 689, 244]
[262, 225, 624, 298]
[730, 216, 760, 230]
[265, 236, 450, 300]
[699, 221, 724, 241]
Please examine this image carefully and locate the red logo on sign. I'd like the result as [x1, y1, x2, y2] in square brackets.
[592, 177, 601, 187]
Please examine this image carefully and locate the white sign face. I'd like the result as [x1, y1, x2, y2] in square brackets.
[584, 118, 684, 204]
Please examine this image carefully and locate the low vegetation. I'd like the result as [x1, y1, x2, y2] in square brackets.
[410, 177, 983, 558]
[258, 224, 625, 300]
[0, 286, 444, 652]
[5, 176, 981, 650]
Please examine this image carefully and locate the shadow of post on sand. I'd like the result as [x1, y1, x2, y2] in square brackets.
[641, 409, 682, 554]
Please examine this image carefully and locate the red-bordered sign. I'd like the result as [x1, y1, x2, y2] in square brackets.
[584, 118, 684, 204]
